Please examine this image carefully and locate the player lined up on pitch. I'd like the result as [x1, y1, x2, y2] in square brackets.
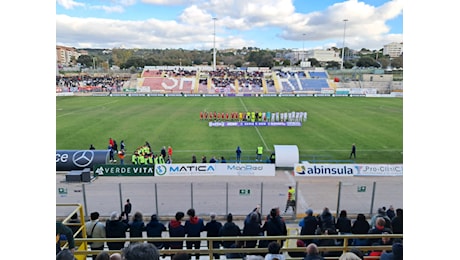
[200, 111, 307, 122]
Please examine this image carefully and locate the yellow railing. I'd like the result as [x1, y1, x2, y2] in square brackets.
[72, 233, 402, 259]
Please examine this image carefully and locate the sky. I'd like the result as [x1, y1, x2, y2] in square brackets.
[56, 0, 403, 51]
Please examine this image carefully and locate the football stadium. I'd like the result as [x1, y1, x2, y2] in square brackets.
[56, 66, 403, 259]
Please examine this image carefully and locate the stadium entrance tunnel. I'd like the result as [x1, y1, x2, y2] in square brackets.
[273, 145, 299, 168]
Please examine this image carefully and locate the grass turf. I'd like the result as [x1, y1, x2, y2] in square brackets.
[56, 96, 403, 164]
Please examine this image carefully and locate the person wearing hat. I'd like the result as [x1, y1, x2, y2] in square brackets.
[299, 209, 320, 247]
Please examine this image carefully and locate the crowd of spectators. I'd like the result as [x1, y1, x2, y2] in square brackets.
[57, 205, 402, 260]
[56, 74, 130, 92]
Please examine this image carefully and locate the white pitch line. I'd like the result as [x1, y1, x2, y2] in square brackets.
[238, 98, 270, 151]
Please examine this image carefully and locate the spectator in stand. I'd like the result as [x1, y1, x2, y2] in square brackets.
[338, 251, 362, 260]
[243, 212, 264, 249]
[351, 213, 370, 246]
[204, 212, 223, 260]
[110, 253, 122, 260]
[167, 211, 186, 259]
[122, 242, 160, 260]
[85, 212, 106, 259]
[316, 228, 341, 258]
[380, 242, 403, 260]
[245, 205, 262, 226]
[105, 211, 129, 251]
[261, 207, 287, 248]
[370, 208, 392, 229]
[386, 205, 396, 220]
[128, 212, 146, 242]
[368, 217, 393, 246]
[184, 208, 205, 260]
[300, 209, 319, 247]
[145, 214, 167, 250]
[264, 241, 285, 260]
[303, 243, 324, 260]
[318, 207, 335, 233]
[56, 221, 75, 255]
[288, 239, 306, 258]
[368, 232, 394, 258]
[391, 208, 403, 235]
[335, 210, 352, 246]
[56, 248, 76, 260]
[219, 213, 242, 254]
[95, 251, 111, 260]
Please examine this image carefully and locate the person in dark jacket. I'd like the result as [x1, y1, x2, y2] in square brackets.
[145, 214, 167, 249]
[318, 207, 335, 232]
[105, 211, 129, 250]
[168, 211, 186, 258]
[368, 217, 393, 246]
[242, 212, 263, 248]
[261, 207, 287, 248]
[219, 213, 242, 249]
[184, 208, 205, 259]
[351, 213, 371, 246]
[391, 208, 403, 234]
[300, 209, 319, 247]
[204, 212, 223, 259]
[128, 212, 145, 241]
[335, 210, 352, 246]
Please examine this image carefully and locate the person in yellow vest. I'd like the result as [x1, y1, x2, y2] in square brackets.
[284, 186, 296, 213]
[256, 145, 263, 161]
[138, 153, 146, 165]
[158, 154, 165, 164]
[147, 153, 154, 165]
[251, 111, 256, 122]
[131, 151, 138, 165]
[153, 154, 159, 165]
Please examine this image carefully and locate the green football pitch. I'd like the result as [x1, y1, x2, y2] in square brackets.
[56, 96, 403, 164]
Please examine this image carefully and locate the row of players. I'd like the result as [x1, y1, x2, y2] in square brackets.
[200, 111, 308, 122]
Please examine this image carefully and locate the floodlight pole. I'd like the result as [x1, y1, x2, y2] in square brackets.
[302, 33, 306, 62]
[212, 17, 218, 71]
[341, 19, 348, 70]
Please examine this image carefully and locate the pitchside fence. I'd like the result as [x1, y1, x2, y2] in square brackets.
[56, 179, 402, 220]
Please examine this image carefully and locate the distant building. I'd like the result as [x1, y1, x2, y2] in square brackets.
[383, 42, 403, 58]
[56, 45, 82, 65]
[305, 49, 342, 62]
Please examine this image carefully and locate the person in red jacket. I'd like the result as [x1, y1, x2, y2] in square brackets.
[168, 146, 173, 161]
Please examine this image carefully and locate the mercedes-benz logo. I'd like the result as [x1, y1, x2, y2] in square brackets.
[72, 150, 95, 168]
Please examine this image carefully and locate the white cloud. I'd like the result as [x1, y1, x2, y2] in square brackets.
[56, 0, 85, 9]
[90, 5, 125, 13]
[56, 0, 402, 50]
